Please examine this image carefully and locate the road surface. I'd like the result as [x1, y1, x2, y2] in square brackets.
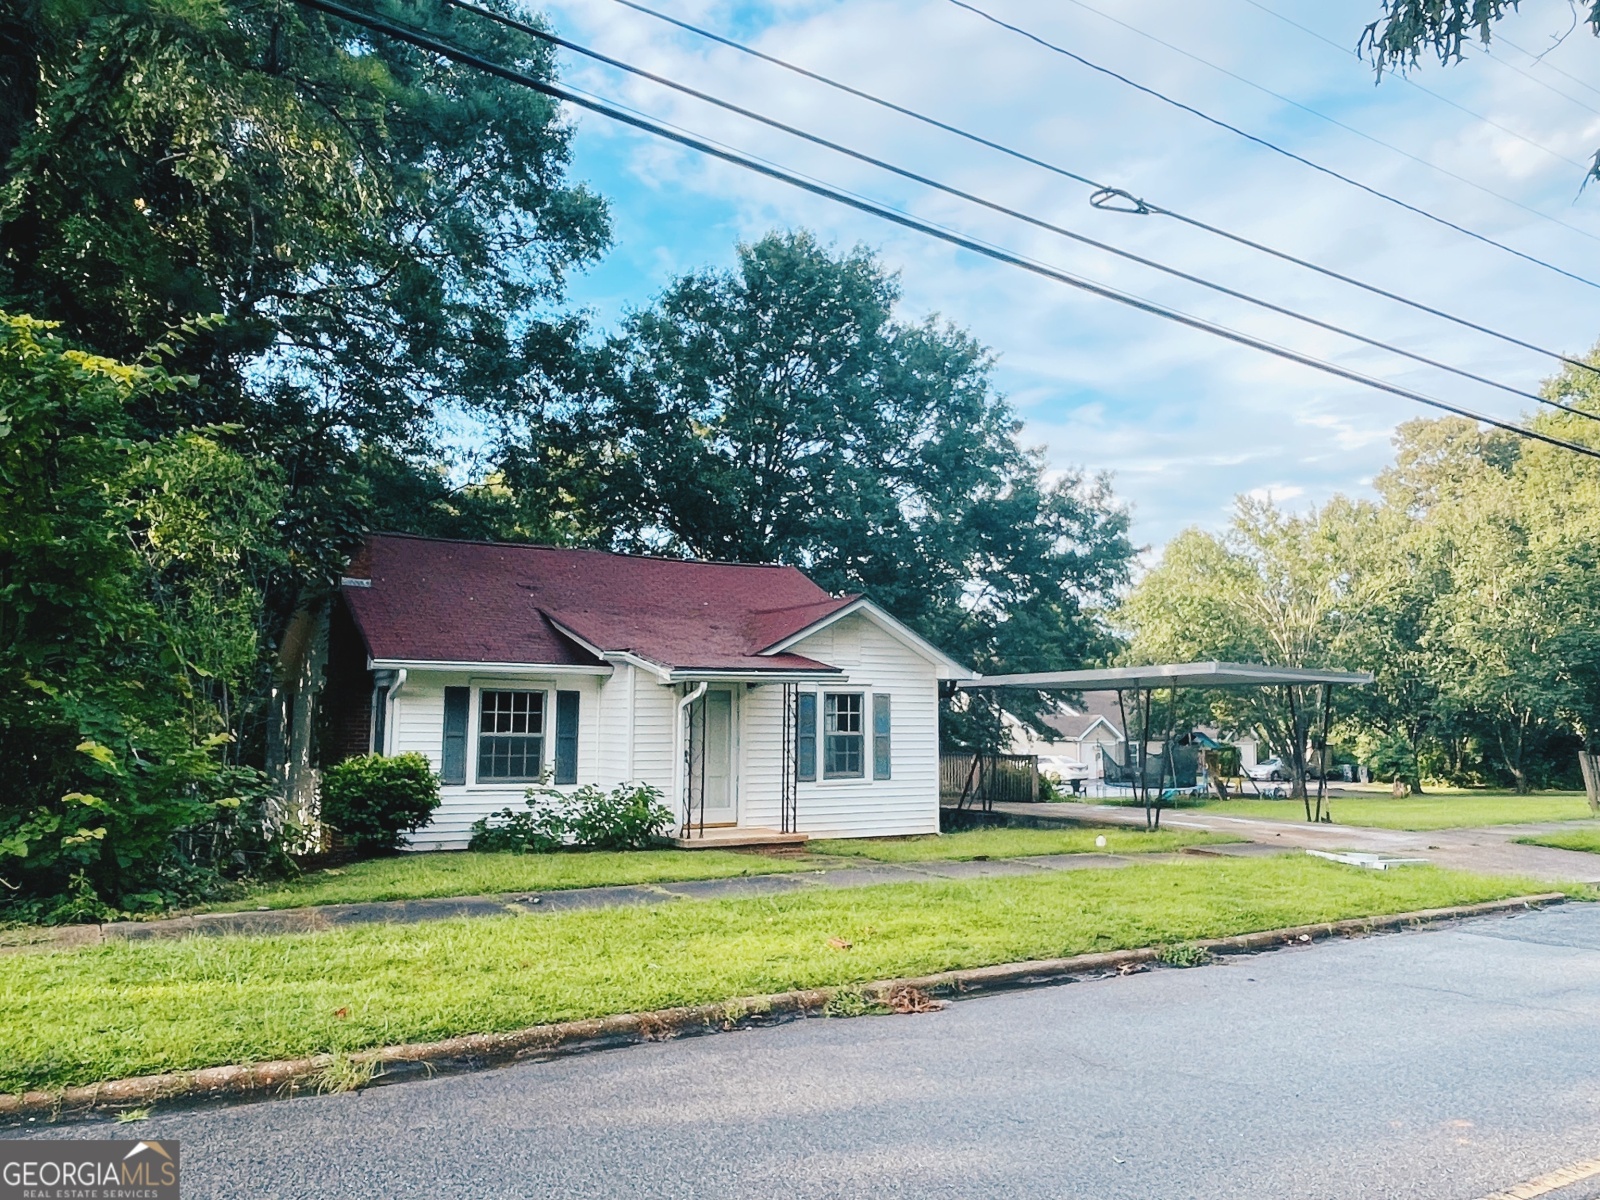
[17, 902, 1600, 1198]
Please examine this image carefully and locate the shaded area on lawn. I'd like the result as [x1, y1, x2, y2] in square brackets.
[811, 827, 1239, 861]
[1094, 792, 1597, 831]
[0, 857, 1572, 1094]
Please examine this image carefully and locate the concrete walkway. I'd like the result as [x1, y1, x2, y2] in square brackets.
[11, 848, 1197, 951]
[997, 799, 1600, 883]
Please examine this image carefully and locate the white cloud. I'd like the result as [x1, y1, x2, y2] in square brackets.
[538, 0, 1600, 549]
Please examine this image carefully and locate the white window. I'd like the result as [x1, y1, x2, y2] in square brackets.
[477, 689, 544, 782]
[824, 692, 865, 779]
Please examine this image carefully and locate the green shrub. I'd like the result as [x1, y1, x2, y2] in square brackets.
[319, 754, 440, 856]
[469, 782, 673, 853]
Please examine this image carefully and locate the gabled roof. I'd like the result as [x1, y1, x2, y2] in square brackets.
[760, 595, 972, 680]
[339, 534, 876, 676]
[1040, 692, 1126, 741]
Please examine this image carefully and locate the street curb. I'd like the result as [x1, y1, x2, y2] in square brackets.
[0, 891, 1567, 1121]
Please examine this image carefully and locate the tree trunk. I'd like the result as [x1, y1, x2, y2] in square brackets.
[1578, 751, 1600, 815]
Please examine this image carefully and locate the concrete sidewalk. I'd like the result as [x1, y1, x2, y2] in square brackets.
[996, 799, 1600, 883]
[10, 847, 1203, 951]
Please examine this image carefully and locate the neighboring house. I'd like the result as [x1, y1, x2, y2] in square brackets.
[322, 534, 970, 849]
[1004, 694, 1259, 784]
[1004, 693, 1127, 782]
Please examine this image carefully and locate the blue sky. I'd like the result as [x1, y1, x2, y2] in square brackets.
[529, 0, 1600, 553]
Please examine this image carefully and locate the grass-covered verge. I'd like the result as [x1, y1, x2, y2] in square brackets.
[1516, 829, 1600, 853]
[193, 850, 813, 914]
[0, 857, 1571, 1094]
[1093, 793, 1596, 831]
[810, 827, 1241, 861]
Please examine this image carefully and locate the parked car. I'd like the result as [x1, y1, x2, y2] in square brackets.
[1245, 756, 1290, 782]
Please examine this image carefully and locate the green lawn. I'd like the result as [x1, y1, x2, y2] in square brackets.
[0, 856, 1567, 1094]
[1116, 793, 1596, 831]
[1516, 829, 1600, 854]
[196, 829, 1236, 915]
[202, 849, 812, 913]
[810, 826, 1240, 861]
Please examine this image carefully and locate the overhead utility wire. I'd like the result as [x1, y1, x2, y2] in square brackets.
[1238, 0, 1600, 128]
[286, 0, 1600, 462]
[948, 0, 1600, 292]
[446, 0, 1594, 422]
[1058, 0, 1600, 244]
[604, 0, 1600, 383]
[1496, 34, 1600, 104]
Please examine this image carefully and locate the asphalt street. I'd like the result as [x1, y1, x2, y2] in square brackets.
[20, 903, 1600, 1199]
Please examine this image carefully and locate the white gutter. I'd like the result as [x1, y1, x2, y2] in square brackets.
[672, 681, 709, 833]
[368, 659, 612, 677]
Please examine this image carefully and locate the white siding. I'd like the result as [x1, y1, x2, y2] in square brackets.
[375, 608, 944, 849]
[743, 613, 941, 839]
[393, 670, 609, 851]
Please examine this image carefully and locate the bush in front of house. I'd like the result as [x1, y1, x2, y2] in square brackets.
[319, 753, 441, 855]
[469, 782, 674, 853]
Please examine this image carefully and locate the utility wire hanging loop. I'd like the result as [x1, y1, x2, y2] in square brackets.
[1089, 187, 1151, 215]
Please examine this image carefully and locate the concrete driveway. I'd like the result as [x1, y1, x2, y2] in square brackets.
[18, 903, 1600, 1199]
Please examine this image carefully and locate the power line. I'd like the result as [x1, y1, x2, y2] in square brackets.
[1496, 33, 1600, 104]
[287, 0, 1600, 463]
[1059, 0, 1600, 246]
[948, 0, 1600, 292]
[601, 0, 1600, 382]
[445, 0, 1597, 422]
[1240, 0, 1600, 128]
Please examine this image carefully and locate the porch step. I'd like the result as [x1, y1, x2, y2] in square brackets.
[669, 826, 809, 851]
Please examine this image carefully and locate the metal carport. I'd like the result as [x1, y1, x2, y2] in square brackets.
[959, 662, 1374, 829]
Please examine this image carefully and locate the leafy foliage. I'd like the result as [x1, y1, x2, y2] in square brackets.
[1357, 0, 1600, 183]
[1123, 356, 1600, 796]
[319, 753, 441, 856]
[0, 312, 273, 917]
[469, 782, 674, 853]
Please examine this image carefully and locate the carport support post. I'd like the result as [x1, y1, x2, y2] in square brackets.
[1313, 683, 1333, 823]
[1141, 686, 1157, 831]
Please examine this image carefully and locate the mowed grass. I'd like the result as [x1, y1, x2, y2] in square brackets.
[1517, 829, 1600, 854]
[0, 857, 1566, 1094]
[198, 830, 1239, 915]
[810, 826, 1240, 861]
[1183, 793, 1596, 831]
[197, 849, 812, 914]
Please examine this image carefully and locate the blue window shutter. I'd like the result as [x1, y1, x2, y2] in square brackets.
[873, 693, 892, 779]
[441, 687, 470, 785]
[555, 690, 580, 785]
[796, 692, 817, 781]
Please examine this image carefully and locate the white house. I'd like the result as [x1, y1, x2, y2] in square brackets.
[1004, 693, 1260, 791]
[1004, 692, 1128, 784]
[322, 534, 970, 849]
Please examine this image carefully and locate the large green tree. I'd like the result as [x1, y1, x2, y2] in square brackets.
[0, 313, 280, 916]
[498, 232, 1137, 749]
[0, 0, 609, 770]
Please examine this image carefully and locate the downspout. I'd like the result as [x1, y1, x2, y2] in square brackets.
[379, 668, 406, 755]
[673, 681, 709, 834]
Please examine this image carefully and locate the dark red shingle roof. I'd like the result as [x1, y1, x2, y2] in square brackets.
[341, 534, 854, 673]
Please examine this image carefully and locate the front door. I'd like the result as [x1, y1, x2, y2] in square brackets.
[688, 689, 736, 826]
